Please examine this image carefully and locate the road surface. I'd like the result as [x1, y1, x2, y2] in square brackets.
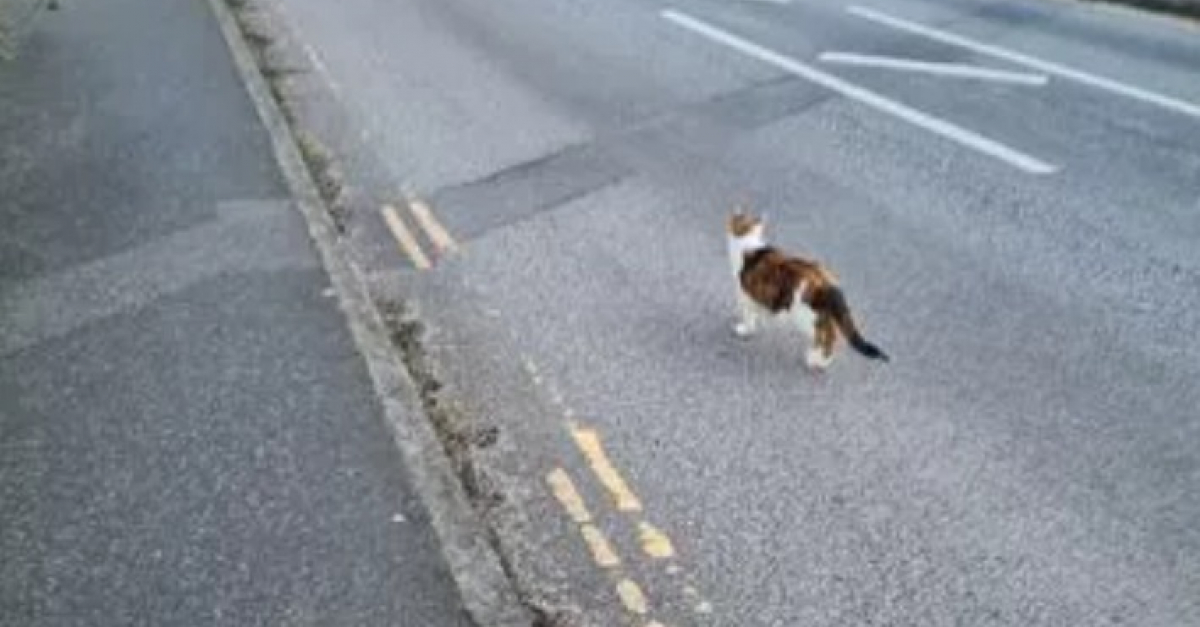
[259, 0, 1200, 624]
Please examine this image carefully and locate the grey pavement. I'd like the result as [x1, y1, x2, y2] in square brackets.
[262, 0, 1200, 624]
[0, 0, 474, 625]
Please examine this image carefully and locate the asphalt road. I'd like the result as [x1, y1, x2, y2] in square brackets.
[0, 0, 473, 624]
[263, 0, 1200, 624]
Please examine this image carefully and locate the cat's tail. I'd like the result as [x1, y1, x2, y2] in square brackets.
[817, 287, 889, 362]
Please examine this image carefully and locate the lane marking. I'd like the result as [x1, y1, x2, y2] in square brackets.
[545, 469, 668, 625]
[570, 425, 644, 512]
[547, 468, 592, 524]
[547, 470, 623, 568]
[381, 204, 432, 269]
[818, 51, 1048, 86]
[637, 521, 676, 559]
[407, 197, 460, 254]
[531, 369, 705, 623]
[616, 579, 650, 615]
[848, 5, 1200, 120]
[661, 10, 1057, 174]
[581, 523, 622, 567]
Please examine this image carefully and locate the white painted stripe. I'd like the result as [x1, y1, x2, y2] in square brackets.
[661, 10, 1057, 174]
[818, 51, 1048, 86]
[848, 5, 1200, 119]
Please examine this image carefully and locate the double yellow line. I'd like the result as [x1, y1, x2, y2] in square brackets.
[546, 423, 689, 626]
[381, 197, 458, 269]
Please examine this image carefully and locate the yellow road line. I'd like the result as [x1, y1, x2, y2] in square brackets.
[547, 469, 624, 570]
[551, 419, 698, 622]
[407, 197, 459, 254]
[546, 468, 591, 524]
[381, 204, 431, 270]
[615, 579, 649, 615]
[569, 425, 643, 512]
[637, 521, 676, 559]
[580, 524, 621, 568]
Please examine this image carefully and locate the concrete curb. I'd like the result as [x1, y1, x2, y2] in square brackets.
[203, 0, 532, 625]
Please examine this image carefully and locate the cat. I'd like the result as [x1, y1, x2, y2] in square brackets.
[727, 210, 888, 370]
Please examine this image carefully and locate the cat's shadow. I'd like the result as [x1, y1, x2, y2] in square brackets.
[656, 302, 828, 384]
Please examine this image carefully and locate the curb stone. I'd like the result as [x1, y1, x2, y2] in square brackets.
[202, 0, 532, 624]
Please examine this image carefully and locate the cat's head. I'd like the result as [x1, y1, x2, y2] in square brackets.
[727, 209, 766, 241]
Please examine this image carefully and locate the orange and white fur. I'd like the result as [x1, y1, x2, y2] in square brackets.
[727, 211, 888, 370]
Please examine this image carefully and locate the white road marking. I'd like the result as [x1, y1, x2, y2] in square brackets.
[848, 5, 1200, 120]
[661, 10, 1057, 174]
[818, 51, 1048, 86]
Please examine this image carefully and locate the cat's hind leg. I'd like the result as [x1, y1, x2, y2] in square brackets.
[734, 293, 763, 338]
[791, 305, 829, 370]
[792, 303, 817, 340]
[805, 312, 837, 370]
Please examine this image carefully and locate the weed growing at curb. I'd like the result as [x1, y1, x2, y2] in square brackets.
[378, 300, 577, 627]
[224, 0, 348, 232]
[378, 301, 502, 512]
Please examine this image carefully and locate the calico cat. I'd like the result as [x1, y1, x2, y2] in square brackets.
[727, 211, 888, 370]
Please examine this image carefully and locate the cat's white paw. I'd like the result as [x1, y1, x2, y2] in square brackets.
[733, 321, 756, 338]
[805, 349, 831, 371]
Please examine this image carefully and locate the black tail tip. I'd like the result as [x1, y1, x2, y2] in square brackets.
[853, 340, 890, 362]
